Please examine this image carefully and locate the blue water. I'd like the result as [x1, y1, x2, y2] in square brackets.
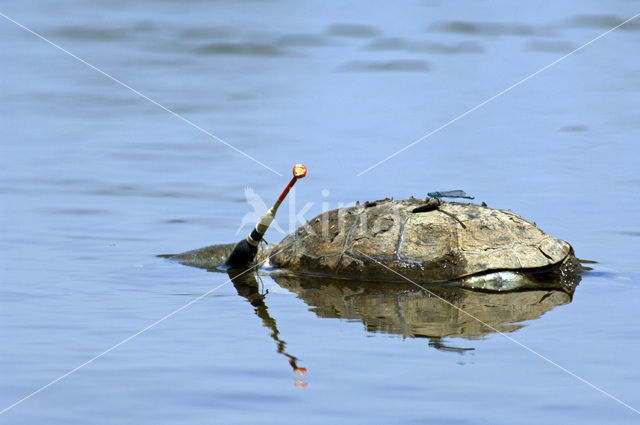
[1, 1, 640, 424]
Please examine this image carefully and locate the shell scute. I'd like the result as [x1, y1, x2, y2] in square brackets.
[270, 199, 574, 282]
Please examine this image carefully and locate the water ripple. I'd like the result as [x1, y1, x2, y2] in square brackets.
[276, 33, 335, 47]
[525, 39, 577, 53]
[336, 59, 430, 72]
[192, 42, 287, 57]
[327, 23, 382, 38]
[429, 20, 554, 37]
[565, 14, 640, 31]
[366, 37, 484, 54]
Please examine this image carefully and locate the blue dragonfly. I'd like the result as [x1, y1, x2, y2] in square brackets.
[427, 190, 474, 200]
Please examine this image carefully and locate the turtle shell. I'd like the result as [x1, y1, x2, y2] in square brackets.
[270, 198, 573, 283]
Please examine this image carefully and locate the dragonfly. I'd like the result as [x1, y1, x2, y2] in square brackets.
[427, 190, 475, 200]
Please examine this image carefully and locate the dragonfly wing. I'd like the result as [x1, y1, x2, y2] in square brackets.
[440, 190, 468, 197]
[428, 190, 474, 199]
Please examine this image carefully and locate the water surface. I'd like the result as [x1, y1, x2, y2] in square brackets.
[1, 1, 640, 424]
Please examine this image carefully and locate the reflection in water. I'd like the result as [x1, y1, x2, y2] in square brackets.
[227, 270, 308, 386]
[271, 273, 577, 349]
[226, 269, 578, 357]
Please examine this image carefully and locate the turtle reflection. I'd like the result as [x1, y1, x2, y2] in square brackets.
[270, 273, 578, 350]
[228, 269, 579, 357]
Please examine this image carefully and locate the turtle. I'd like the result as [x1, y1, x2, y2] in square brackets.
[169, 197, 582, 292]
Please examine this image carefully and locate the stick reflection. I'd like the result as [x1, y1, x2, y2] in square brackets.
[227, 270, 308, 387]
